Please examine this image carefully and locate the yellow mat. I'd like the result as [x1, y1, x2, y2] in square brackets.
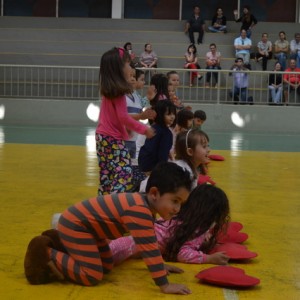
[1, 143, 300, 299]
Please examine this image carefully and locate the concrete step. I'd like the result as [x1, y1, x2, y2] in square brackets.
[0, 16, 185, 31]
[0, 17, 299, 70]
[1, 17, 299, 33]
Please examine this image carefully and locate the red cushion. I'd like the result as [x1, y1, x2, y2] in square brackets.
[228, 221, 244, 232]
[208, 154, 225, 161]
[195, 266, 260, 287]
[218, 231, 248, 244]
[217, 222, 248, 244]
[197, 174, 216, 185]
[209, 242, 257, 260]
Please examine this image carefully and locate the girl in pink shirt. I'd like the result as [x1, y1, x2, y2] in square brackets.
[96, 47, 154, 195]
[110, 184, 230, 265]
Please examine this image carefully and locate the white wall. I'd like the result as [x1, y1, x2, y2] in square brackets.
[1, 98, 300, 133]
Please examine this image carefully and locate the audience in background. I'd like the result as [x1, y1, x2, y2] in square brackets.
[139, 43, 158, 69]
[283, 59, 300, 104]
[208, 7, 227, 33]
[233, 5, 257, 38]
[205, 43, 221, 88]
[274, 31, 289, 71]
[184, 5, 205, 44]
[229, 57, 252, 104]
[184, 44, 203, 87]
[123, 42, 139, 66]
[289, 33, 300, 68]
[119, 14, 300, 107]
[254, 33, 272, 71]
[268, 62, 283, 104]
[234, 29, 252, 69]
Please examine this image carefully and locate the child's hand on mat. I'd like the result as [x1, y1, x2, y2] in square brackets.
[160, 283, 191, 295]
[206, 252, 230, 265]
[164, 264, 184, 275]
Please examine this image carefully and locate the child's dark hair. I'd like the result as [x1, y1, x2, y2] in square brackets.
[214, 7, 223, 17]
[177, 109, 194, 129]
[187, 44, 197, 55]
[150, 73, 169, 107]
[166, 70, 179, 79]
[123, 42, 132, 50]
[99, 47, 132, 99]
[163, 184, 230, 261]
[135, 69, 144, 80]
[175, 129, 209, 176]
[194, 110, 207, 121]
[154, 100, 177, 127]
[146, 162, 192, 195]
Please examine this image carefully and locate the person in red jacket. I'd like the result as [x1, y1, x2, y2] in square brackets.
[283, 59, 300, 104]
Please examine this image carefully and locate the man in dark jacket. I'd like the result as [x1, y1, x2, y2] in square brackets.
[184, 5, 205, 45]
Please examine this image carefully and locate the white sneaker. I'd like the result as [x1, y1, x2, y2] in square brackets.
[51, 213, 62, 229]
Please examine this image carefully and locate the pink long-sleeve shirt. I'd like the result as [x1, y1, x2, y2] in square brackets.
[96, 95, 148, 140]
[110, 218, 209, 265]
[155, 219, 208, 264]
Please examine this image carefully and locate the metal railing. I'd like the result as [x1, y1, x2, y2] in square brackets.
[0, 64, 299, 105]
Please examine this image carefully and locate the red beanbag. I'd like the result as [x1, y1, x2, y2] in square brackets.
[209, 242, 258, 260]
[217, 222, 249, 244]
[227, 221, 243, 232]
[208, 154, 225, 161]
[196, 266, 260, 287]
[197, 174, 216, 185]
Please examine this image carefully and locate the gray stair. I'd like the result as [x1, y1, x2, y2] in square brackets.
[0, 16, 300, 101]
[1, 17, 300, 68]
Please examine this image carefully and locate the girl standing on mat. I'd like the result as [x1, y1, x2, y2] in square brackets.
[110, 184, 230, 265]
[95, 47, 155, 195]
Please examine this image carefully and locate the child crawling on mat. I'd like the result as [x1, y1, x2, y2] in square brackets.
[24, 162, 193, 295]
[110, 184, 230, 265]
[51, 185, 230, 267]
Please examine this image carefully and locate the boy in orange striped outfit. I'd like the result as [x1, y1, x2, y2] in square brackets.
[24, 162, 192, 295]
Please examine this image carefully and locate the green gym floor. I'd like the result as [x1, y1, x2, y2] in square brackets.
[0, 125, 300, 300]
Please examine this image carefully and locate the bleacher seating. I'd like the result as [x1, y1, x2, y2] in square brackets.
[1, 17, 300, 68]
[0, 16, 300, 103]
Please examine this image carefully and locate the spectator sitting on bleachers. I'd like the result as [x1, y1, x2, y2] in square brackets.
[283, 59, 300, 104]
[208, 7, 227, 33]
[123, 42, 139, 67]
[184, 5, 205, 44]
[184, 44, 203, 87]
[268, 62, 283, 104]
[139, 43, 158, 69]
[233, 5, 257, 38]
[274, 31, 289, 71]
[290, 33, 300, 68]
[205, 43, 221, 88]
[254, 33, 272, 71]
[234, 29, 252, 69]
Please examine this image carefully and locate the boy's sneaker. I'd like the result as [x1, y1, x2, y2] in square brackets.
[51, 213, 62, 229]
